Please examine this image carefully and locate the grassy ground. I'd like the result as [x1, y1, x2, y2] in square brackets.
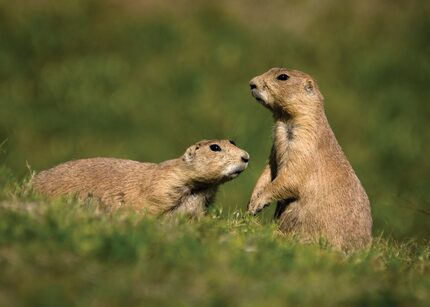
[0, 178, 429, 306]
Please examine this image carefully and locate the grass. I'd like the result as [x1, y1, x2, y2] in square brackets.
[0, 177, 429, 306]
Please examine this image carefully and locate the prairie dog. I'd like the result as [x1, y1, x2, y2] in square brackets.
[33, 139, 249, 217]
[247, 68, 371, 250]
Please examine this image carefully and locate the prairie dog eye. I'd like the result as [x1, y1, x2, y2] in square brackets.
[210, 144, 221, 152]
[276, 74, 289, 81]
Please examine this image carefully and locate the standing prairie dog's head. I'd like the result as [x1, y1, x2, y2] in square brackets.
[249, 68, 324, 116]
[182, 139, 250, 183]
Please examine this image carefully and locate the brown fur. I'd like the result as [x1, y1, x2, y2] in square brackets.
[247, 68, 372, 251]
[33, 139, 249, 217]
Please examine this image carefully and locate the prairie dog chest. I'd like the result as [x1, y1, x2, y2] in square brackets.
[172, 187, 217, 217]
[271, 121, 294, 172]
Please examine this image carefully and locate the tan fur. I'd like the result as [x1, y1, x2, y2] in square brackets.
[33, 139, 249, 217]
[247, 68, 372, 251]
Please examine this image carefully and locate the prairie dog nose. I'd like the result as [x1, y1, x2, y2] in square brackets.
[241, 152, 250, 163]
[250, 77, 260, 90]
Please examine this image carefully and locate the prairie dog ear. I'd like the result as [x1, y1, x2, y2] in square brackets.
[304, 79, 315, 94]
[183, 145, 196, 163]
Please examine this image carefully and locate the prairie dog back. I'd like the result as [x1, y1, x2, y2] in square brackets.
[33, 158, 155, 207]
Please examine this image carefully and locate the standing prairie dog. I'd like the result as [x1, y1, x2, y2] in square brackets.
[247, 68, 372, 250]
[33, 139, 249, 217]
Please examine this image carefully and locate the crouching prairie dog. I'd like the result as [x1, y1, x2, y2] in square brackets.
[247, 68, 372, 251]
[33, 139, 249, 217]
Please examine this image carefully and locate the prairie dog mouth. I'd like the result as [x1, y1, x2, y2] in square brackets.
[226, 163, 248, 178]
[251, 89, 268, 105]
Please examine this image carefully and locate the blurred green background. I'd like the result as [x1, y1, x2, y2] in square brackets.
[0, 0, 429, 240]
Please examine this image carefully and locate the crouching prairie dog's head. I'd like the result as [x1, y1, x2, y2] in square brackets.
[249, 67, 324, 117]
[182, 139, 250, 184]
